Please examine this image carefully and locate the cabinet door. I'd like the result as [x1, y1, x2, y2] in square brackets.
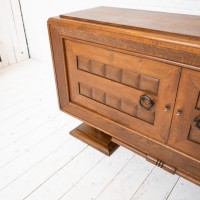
[64, 39, 181, 143]
[168, 69, 200, 160]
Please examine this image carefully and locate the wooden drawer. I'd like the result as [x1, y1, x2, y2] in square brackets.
[64, 39, 181, 143]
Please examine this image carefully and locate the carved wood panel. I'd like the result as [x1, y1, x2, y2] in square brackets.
[65, 39, 181, 143]
[79, 82, 155, 124]
[77, 56, 160, 95]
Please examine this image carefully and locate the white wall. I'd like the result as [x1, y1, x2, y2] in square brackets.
[20, 0, 200, 64]
[0, 0, 29, 67]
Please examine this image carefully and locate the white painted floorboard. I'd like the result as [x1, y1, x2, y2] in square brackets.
[96, 156, 154, 200]
[0, 59, 199, 200]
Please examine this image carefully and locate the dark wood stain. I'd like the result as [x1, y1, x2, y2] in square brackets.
[48, 7, 200, 186]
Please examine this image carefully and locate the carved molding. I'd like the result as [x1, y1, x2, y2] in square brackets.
[146, 155, 176, 174]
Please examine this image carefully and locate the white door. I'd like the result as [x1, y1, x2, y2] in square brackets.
[0, 0, 29, 68]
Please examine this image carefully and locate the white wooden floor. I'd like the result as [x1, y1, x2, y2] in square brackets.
[0, 59, 200, 200]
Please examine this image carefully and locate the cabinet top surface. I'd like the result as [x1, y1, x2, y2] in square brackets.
[60, 6, 200, 38]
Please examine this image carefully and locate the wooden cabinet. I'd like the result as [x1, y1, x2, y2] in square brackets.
[48, 7, 200, 185]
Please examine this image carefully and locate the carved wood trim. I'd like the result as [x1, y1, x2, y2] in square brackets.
[112, 137, 176, 175]
[146, 155, 176, 174]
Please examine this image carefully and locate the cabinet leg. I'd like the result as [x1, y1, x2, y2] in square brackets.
[70, 123, 119, 156]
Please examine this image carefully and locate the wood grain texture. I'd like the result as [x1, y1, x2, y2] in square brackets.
[49, 22, 200, 69]
[60, 6, 200, 38]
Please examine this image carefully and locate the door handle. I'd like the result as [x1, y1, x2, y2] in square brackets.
[194, 116, 200, 129]
[139, 95, 155, 110]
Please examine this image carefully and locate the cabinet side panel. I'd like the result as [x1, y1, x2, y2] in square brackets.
[48, 25, 69, 108]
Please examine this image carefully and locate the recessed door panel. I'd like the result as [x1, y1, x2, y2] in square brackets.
[64, 39, 181, 143]
[168, 69, 200, 160]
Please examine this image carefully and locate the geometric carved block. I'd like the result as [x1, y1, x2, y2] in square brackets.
[106, 65, 122, 82]
[77, 56, 160, 99]
[121, 99, 137, 116]
[188, 125, 200, 145]
[79, 82, 92, 98]
[139, 75, 159, 95]
[77, 56, 91, 72]
[122, 70, 140, 88]
[91, 60, 106, 76]
[196, 92, 200, 110]
[78, 81, 156, 124]
[92, 87, 106, 103]
[137, 106, 155, 124]
[106, 94, 121, 109]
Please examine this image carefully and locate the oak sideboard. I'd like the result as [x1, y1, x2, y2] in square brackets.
[48, 7, 200, 185]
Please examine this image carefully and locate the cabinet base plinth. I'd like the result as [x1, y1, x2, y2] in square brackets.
[70, 123, 119, 156]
